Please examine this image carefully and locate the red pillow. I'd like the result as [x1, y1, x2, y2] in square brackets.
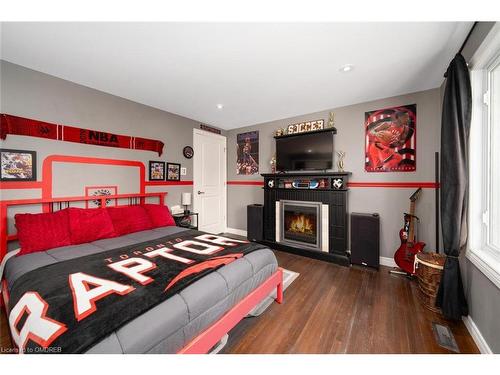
[15, 209, 71, 255]
[68, 207, 116, 245]
[106, 205, 153, 236]
[142, 204, 176, 228]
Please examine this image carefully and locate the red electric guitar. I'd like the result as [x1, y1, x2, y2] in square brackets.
[393, 188, 426, 275]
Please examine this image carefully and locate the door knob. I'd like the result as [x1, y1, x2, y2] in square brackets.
[198, 191, 205, 195]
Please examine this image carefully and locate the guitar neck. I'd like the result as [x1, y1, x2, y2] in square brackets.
[408, 201, 416, 243]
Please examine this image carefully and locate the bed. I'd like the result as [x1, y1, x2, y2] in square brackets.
[0, 193, 283, 354]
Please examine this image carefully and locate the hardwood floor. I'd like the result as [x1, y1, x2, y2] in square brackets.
[221, 250, 479, 354]
[0, 250, 479, 354]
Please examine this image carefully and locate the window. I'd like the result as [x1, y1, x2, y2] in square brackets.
[468, 23, 500, 289]
[490, 60, 500, 251]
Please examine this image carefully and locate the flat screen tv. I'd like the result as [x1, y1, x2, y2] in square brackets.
[276, 131, 334, 172]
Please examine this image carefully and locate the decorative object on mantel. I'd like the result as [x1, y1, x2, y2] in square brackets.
[236, 131, 259, 175]
[336, 150, 346, 172]
[270, 154, 277, 174]
[0, 114, 164, 156]
[183, 146, 194, 159]
[287, 119, 324, 135]
[327, 112, 335, 128]
[200, 124, 221, 134]
[274, 128, 285, 137]
[364, 104, 417, 172]
[0, 148, 36, 181]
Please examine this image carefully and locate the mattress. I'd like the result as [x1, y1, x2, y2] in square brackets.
[3, 226, 278, 353]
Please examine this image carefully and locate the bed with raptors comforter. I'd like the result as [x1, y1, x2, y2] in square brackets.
[3, 227, 277, 353]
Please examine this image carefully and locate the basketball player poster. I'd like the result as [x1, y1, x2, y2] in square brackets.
[236, 131, 259, 175]
[364, 104, 416, 172]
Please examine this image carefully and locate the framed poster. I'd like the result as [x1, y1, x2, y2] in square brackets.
[85, 186, 118, 208]
[0, 149, 36, 181]
[365, 104, 417, 172]
[167, 162, 181, 181]
[149, 161, 165, 181]
[236, 131, 259, 175]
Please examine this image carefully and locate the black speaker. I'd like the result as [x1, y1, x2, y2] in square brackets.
[350, 212, 380, 269]
[247, 204, 264, 241]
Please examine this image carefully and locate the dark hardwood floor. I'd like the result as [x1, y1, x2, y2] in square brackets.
[221, 250, 479, 354]
[0, 250, 479, 354]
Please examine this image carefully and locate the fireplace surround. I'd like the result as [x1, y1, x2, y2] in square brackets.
[276, 200, 330, 253]
[260, 172, 350, 266]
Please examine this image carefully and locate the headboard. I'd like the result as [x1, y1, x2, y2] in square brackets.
[0, 192, 167, 263]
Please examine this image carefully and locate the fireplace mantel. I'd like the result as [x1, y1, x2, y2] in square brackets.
[259, 172, 351, 266]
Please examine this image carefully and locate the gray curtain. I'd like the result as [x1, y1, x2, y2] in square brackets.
[436, 53, 471, 319]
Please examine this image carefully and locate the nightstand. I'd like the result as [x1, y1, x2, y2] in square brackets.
[172, 212, 199, 230]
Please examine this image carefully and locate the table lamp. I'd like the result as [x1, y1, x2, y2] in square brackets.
[182, 192, 191, 214]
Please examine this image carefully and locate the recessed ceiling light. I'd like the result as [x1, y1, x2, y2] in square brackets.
[339, 64, 354, 73]
[216, 104, 224, 109]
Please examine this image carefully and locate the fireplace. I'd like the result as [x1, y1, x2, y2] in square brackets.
[276, 200, 328, 252]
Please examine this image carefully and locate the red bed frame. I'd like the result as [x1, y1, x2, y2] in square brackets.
[0, 192, 283, 354]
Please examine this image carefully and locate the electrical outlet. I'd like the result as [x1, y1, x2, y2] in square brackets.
[181, 167, 187, 176]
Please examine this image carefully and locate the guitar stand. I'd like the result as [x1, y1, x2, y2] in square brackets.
[389, 267, 413, 278]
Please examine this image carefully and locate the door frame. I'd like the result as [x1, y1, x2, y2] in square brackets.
[193, 128, 227, 233]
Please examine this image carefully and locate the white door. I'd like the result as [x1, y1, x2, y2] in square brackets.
[193, 129, 227, 233]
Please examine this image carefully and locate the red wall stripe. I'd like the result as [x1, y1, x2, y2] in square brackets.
[0, 181, 43, 189]
[226, 180, 439, 189]
[227, 181, 264, 186]
[145, 180, 193, 186]
[347, 182, 439, 188]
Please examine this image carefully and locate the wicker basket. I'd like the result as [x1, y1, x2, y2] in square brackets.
[415, 252, 446, 313]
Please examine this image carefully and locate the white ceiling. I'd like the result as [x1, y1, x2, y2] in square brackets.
[1, 22, 472, 130]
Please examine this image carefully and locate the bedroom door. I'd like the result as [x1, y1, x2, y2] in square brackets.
[193, 129, 227, 233]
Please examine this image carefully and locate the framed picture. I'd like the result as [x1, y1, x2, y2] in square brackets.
[149, 161, 165, 181]
[236, 131, 259, 175]
[364, 104, 417, 172]
[167, 162, 181, 181]
[0, 149, 37, 181]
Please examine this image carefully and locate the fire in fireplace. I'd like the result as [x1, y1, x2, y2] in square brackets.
[281, 201, 321, 249]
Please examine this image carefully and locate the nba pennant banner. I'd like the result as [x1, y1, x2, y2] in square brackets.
[0, 114, 164, 156]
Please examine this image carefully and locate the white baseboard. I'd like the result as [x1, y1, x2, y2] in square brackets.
[462, 315, 493, 354]
[225, 227, 248, 237]
[379, 256, 397, 268]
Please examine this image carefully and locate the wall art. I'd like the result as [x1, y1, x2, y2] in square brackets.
[365, 104, 417, 172]
[236, 131, 259, 175]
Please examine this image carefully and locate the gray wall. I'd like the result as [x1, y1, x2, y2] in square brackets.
[226, 88, 442, 259]
[463, 259, 500, 353]
[0, 61, 219, 231]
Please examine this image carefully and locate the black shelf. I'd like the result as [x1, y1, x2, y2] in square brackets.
[273, 127, 337, 139]
[261, 171, 351, 177]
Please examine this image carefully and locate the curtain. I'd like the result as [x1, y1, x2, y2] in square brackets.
[436, 53, 471, 320]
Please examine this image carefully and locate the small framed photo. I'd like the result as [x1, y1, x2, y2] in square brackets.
[149, 161, 165, 181]
[167, 162, 181, 181]
[0, 149, 37, 181]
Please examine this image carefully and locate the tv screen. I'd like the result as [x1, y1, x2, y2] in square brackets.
[276, 131, 334, 172]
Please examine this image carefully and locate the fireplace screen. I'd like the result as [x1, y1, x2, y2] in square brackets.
[281, 201, 321, 248]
